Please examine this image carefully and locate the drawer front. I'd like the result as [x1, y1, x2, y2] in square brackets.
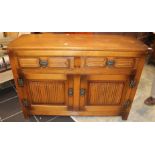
[18, 57, 74, 68]
[82, 57, 135, 68]
[18, 56, 135, 71]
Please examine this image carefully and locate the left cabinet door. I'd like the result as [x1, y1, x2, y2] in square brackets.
[20, 73, 74, 115]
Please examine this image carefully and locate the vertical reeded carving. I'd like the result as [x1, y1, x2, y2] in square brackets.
[88, 82, 124, 105]
[28, 81, 65, 105]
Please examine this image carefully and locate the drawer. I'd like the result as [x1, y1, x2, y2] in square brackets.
[82, 57, 135, 68]
[18, 57, 74, 68]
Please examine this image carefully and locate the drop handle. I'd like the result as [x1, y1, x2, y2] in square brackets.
[106, 60, 115, 67]
[80, 88, 86, 96]
[39, 59, 48, 67]
[68, 88, 73, 96]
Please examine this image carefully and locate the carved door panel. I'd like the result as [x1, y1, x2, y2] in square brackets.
[79, 75, 130, 111]
[20, 73, 73, 110]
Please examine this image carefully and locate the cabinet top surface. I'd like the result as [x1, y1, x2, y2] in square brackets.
[8, 34, 148, 52]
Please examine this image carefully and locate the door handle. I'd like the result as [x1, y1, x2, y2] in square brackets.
[80, 88, 86, 96]
[68, 88, 73, 96]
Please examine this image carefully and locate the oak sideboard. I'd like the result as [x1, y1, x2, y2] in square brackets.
[8, 34, 148, 120]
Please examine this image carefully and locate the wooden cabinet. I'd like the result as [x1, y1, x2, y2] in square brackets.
[8, 34, 148, 120]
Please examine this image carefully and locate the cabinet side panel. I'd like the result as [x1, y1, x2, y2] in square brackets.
[8, 50, 29, 118]
[122, 56, 146, 120]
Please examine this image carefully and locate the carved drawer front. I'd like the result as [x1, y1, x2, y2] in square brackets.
[18, 58, 39, 68]
[83, 57, 134, 68]
[48, 57, 73, 68]
[114, 58, 135, 68]
[84, 57, 107, 67]
[18, 57, 74, 68]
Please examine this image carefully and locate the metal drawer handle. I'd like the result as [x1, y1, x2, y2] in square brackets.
[80, 88, 86, 96]
[68, 88, 73, 96]
[106, 60, 115, 67]
[39, 60, 48, 67]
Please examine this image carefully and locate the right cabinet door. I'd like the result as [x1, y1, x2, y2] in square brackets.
[80, 74, 130, 116]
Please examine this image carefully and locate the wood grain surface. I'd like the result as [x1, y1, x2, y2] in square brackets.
[8, 33, 148, 52]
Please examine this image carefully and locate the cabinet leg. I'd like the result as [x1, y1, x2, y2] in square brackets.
[122, 100, 132, 120]
[22, 108, 30, 119]
[122, 111, 129, 120]
[122, 115, 128, 120]
[23, 113, 30, 119]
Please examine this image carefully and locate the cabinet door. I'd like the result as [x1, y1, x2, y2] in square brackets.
[20, 73, 73, 115]
[79, 75, 130, 115]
